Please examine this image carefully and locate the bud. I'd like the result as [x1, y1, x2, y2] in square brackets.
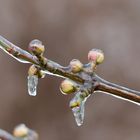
[28, 65, 45, 78]
[38, 70, 46, 78]
[70, 101, 80, 108]
[88, 49, 104, 65]
[28, 65, 38, 76]
[13, 124, 28, 137]
[28, 39, 45, 56]
[60, 79, 76, 95]
[70, 59, 83, 73]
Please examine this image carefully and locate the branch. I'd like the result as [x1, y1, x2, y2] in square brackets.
[95, 75, 140, 105]
[0, 36, 84, 83]
[0, 35, 140, 126]
[0, 36, 39, 65]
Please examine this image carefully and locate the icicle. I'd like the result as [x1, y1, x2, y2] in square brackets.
[70, 91, 90, 126]
[71, 100, 86, 126]
[27, 75, 38, 96]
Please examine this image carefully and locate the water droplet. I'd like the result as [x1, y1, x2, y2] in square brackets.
[27, 75, 38, 96]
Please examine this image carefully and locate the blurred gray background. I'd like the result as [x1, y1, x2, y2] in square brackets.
[0, 0, 140, 140]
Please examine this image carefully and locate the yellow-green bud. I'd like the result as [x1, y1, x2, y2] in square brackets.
[28, 39, 45, 56]
[28, 65, 45, 78]
[88, 49, 104, 65]
[70, 101, 80, 108]
[38, 70, 46, 78]
[13, 124, 28, 137]
[70, 59, 83, 73]
[60, 79, 76, 95]
[28, 65, 38, 76]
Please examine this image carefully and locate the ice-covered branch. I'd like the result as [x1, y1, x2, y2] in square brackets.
[0, 35, 140, 126]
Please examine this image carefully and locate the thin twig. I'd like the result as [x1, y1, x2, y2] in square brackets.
[0, 36, 39, 65]
[96, 75, 140, 105]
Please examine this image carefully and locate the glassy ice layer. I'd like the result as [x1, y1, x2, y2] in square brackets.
[72, 100, 85, 126]
[27, 75, 38, 96]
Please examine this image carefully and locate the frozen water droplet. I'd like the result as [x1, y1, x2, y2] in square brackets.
[70, 92, 90, 126]
[27, 75, 38, 96]
[72, 100, 85, 126]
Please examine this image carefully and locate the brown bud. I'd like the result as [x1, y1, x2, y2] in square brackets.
[70, 59, 83, 73]
[88, 49, 104, 65]
[28, 39, 45, 56]
[60, 79, 76, 95]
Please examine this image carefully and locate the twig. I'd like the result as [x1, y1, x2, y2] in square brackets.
[0, 35, 140, 125]
[0, 35, 140, 104]
[0, 36, 84, 83]
[95, 75, 140, 105]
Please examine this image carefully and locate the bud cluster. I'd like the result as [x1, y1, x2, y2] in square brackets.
[59, 49, 105, 95]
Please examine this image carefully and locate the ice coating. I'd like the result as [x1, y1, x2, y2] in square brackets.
[72, 100, 85, 126]
[27, 75, 38, 96]
[70, 91, 90, 126]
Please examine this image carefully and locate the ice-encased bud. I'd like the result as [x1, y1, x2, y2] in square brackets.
[28, 39, 45, 56]
[13, 124, 28, 137]
[88, 49, 104, 65]
[70, 59, 83, 73]
[60, 79, 76, 95]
